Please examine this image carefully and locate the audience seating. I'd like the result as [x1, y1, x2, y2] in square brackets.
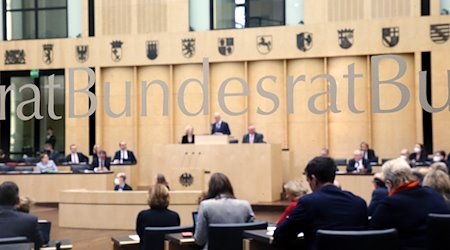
[427, 213, 450, 250]
[0, 237, 33, 250]
[142, 225, 193, 250]
[208, 221, 268, 250]
[316, 228, 398, 250]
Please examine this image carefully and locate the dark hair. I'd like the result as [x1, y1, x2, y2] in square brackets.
[373, 177, 386, 188]
[206, 173, 235, 199]
[40, 153, 48, 160]
[305, 157, 336, 184]
[0, 181, 20, 206]
[98, 150, 107, 156]
[437, 150, 446, 158]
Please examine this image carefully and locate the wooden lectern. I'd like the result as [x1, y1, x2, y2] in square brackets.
[195, 135, 229, 145]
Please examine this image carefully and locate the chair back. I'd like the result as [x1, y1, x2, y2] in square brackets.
[208, 221, 268, 250]
[38, 220, 52, 245]
[427, 213, 450, 250]
[316, 228, 398, 250]
[0, 237, 32, 250]
[142, 225, 193, 250]
[335, 159, 347, 165]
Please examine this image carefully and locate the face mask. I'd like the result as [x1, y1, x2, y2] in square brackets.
[433, 156, 441, 162]
[400, 155, 408, 161]
[114, 178, 120, 185]
[414, 147, 421, 153]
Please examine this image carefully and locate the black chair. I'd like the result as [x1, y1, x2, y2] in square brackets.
[38, 220, 52, 245]
[142, 225, 193, 250]
[427, 213, 450, 250]
[0, 165, 14, 172]
[335, 159, 347, 166]
[208, 221, 268, 250]
[70, 165, 90, 173]
[381, 158, 392, 164]
[316, 228, 398, 250]
[0, 236, 33, 250]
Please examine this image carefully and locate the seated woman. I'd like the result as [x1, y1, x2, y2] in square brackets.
[181, 125, 195, 144]
[409, 143, 428, 164]
[135, 184, 180, 240]
[36, 153, 58, 173]
[194, 172, 255, 249]
[423, 165, 450, 208]
[276, 180, 307, 226]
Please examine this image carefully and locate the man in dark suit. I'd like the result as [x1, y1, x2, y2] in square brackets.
[370, 158, 449, 249]
[65, 144, 89, 164]
[91, 150, 111, 171]
[347, 149, 372, 173]
[114, 173, 133, 191]
[242, 125, 264, 144]
[0, 181, 43, 250]
[360, 141, 377, 163]
[273, 157, 368, 250]
[211, 112, 231, 135]
[44, 143, 61, 164]
[45, 127, 56, 148]
[113, 141, 137, 164]
[368, 173, 388, 216]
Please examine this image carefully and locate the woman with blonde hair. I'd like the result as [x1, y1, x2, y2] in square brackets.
[276, 180, 308, 226]
[135, 184, 180, 240]
[423, 168, 450, 208]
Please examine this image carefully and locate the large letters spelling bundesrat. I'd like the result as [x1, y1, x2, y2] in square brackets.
[0, 55, 449, 120]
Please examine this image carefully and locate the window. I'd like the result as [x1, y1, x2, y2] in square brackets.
[3, 0, 69, 40]
[0, 70, 65, 160]
[441, 0, 450, 15]
[213, 0, 285, 29]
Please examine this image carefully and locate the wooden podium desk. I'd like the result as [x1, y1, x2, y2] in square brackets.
[59, 190, 201, 230]
[335, 173, 374, 203]
[0, 172, 114, 203]
[157, 144, 283, 203]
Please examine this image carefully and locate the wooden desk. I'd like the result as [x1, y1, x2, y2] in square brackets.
[111, 235, 140, 250]
[165, 233, 197, 250]
[243, 230, 305, 250]
[59, 190, 201, 229]
[0, 172, 114, 203]
[335, 173, 374, 203]
[157, 144, 283, 203]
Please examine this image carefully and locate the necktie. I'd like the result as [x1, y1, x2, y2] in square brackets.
[72, 153, 78, 163]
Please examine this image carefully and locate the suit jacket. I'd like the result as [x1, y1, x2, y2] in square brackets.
[0, 207, 43, 250]
[181, 135, 195, 144]
[113, 150, 137, 164]
[211, 121, 231, 135]
[273, 185, 368, 250]
[65, 152, 89, 164]
[136, 208, 180, 241]
[361, 149, 377, 163]
[346, 158, 372, 173]
[91, 157, 111, 170]
[114, 183, 133, 191]
[368, 187, 388, 216]
[242, 133, 264, 144]
[194, 197, 255, 248]
[409, 152, 428, 163]
[45, 135, 56, 148]
[46, 150, 61, 164]
[370, 186, 449, 250]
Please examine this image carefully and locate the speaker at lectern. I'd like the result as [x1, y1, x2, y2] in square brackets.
[195, 135, 229, 145]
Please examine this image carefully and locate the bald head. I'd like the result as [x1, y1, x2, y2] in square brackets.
[248, 125, 256, 135]
[214, 112, 221, 123]
[119, 141, 127, 150]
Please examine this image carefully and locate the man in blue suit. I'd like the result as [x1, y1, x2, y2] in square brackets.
[211, 112, 231, 135]
[273, 157, 368, 250]
[242, 125, 264, 144]
[368, 172, 388, 216]
[0, 181, 43, 250]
